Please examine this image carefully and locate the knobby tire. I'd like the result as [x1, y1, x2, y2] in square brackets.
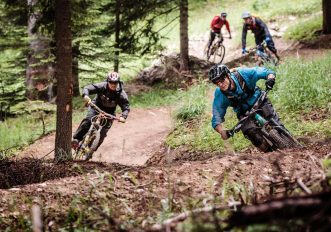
[75, 131, 97, 161]
[216, 44, 225, 64]
[277, 127, 301, 148]
[269, 129, 289, 149]
[269, 128, 300, 149]
[90, 129, 101, 151]
[207, 44, 225, 64]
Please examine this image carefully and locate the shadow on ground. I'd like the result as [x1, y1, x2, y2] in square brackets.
[0, 158, 128, 189]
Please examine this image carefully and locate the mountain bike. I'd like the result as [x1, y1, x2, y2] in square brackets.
[206, 34, 226, 64]
[227, 90, 301, 151]
[246, 41, 279, 66]
[74, 102, 121, 161]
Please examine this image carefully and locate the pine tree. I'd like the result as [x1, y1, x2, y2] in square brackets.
[179, 0, 189, 71]
[54, 0, 73, 161]
[323, 0, 331, 34]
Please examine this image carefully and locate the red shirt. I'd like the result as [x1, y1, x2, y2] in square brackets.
[210, 16, 231, 34]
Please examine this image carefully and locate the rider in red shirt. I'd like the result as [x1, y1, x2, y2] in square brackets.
[207, 12, 232, 54]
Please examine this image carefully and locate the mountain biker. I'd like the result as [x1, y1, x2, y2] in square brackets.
[209, 64, 282, 152]
[72, 71, 130, 151]
[241, 11, 280, 60]
[207, 12, 232, 54]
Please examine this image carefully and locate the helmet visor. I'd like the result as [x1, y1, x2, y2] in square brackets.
[107, 79, 119, 83]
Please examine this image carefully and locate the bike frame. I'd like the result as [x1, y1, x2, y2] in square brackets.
[228, 90, 269, 136]
[75, 102, 119, 159]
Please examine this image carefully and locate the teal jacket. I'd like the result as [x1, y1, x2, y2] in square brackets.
[211, 67, 275, 129]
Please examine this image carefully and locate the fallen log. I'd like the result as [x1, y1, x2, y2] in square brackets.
[227, 191, 331, 229]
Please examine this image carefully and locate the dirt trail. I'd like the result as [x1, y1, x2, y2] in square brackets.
[20, 107, 172, 166]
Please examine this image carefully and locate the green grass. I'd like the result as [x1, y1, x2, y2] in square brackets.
[254, 0, 321, 18]
[130, 87, 179, 108]
[174, 83, 208, 121]
[166, 83, 251, 151]
[0, 114, 56, 152]
[167, 53, 331, 152]
[284, 14, 322, 42]
[271, 53, 331, 112]
[0, 97, 90, 153]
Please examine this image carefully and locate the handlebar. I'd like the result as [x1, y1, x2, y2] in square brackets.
[245, 40, 268, 54]
[87, 102, 121, 122]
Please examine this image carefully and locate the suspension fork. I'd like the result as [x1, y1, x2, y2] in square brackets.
[80, 121, 99, 147]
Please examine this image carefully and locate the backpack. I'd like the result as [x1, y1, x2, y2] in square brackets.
[222, 71, 255, 112]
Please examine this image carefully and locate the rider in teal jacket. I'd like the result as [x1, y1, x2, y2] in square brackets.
[212, 66, 275, 129]
[210, 64, 281, 152]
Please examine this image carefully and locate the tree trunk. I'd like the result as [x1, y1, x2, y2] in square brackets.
[26, 0, 54, 101]
[54, 0, 73, 161]
[323, 0, 331, 34]
[114, 0, 120, 72]
[72, 43, 80, 97]
[179, 0, 189, 72]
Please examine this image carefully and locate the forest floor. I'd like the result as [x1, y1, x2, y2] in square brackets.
[0, 35, 330, 231]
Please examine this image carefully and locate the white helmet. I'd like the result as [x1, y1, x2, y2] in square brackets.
[242, 11, 251, 19]
[107, 71, 120, 83]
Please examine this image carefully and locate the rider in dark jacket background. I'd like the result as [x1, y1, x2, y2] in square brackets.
[72, 71, 130, 150]
[241, 11, 280, 60]
[209, 64, 281, 152]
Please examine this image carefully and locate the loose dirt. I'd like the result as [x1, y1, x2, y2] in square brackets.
[0, 143, 330, 231]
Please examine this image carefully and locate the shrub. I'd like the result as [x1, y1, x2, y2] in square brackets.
[284, 14, 322, 42]
[174, 83, 208, 121]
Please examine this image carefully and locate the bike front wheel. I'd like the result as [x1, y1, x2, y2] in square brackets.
[269, 128, 301, 150]
[215, 44, 225, 64]
[84, 129, 102, 161]
[90, 129, 101, 151]
[75, 130, 100, 161]
[209, 44, 226, 63]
